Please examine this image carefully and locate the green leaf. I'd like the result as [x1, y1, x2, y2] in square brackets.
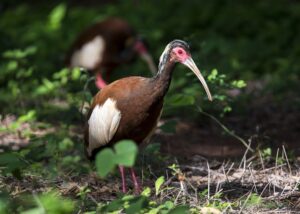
[114, 140, 138, 167]
[95, 148, 116, 178]
[21, 207, 44, 214]
[163, 201, 174, 210]
[223, 106, 232, 113]
[40, 192, 74, 214]
[231, 80, 247, 88]
[71, 68, 81, 80]
[0, 200, 7, 214]
[0, 153, 26, 173]
[208, 69, 218, 81]
[58, 138, 74, 151]
[7, 61, 18, 71]
[3, 46, 37, 59]
[245, 193, 262, 207]
[141, 187, 151, 197]
[167, 205, 189, 214]
[18, 110, 36, 123]
[155, 176, 165, 195]
[262, 148, 271, 157]
[103, 198, 124, 212]
[125, 196, 148, 214]
[48, 4, 66, 30]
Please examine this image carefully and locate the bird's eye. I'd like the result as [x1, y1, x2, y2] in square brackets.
[178, 49, 183, 55]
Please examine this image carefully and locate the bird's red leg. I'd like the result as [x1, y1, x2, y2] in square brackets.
[95, 72, 107, 89]
[119, 165, 127, 193]
[130, 168, 141, 194]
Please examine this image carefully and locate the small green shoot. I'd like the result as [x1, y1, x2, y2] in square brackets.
[155, 176, 165, 196]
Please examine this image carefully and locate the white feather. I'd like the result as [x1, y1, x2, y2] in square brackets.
[71, 36, 105, 69]
[158, 43, 171, 72]
[87, 98, 121, 156]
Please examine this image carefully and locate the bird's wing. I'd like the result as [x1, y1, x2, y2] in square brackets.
[70, 36, 105, 70]
[86, 98, 121, 157]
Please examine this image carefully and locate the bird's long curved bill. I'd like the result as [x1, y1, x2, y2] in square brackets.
[183, 57, 213, 101]
[140, 52, 157, 75]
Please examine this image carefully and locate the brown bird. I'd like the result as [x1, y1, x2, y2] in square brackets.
[65, 17, 156, 89]
[84, 40, 213, 193]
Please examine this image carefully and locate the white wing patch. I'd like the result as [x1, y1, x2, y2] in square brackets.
[87, 98, 121, 156]
[71, 36, 105, 69]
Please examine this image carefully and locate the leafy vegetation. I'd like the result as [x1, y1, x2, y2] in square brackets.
[96, 140, 138, 178]
[0, 0, 299, 213]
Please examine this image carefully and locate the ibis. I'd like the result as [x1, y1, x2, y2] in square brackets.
[84, 40, 213, 193]
[66, 17, 156, 89]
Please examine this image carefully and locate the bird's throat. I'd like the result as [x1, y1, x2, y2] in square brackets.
[153, 61, 176, 98]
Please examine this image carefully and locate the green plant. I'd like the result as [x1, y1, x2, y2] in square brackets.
[76, 185, 91, 201]
[0, 153, 28, 178]
[95, 140, 138, 177]
[155, 176, 165, 196]
[241, 193, 262, 208]
[97, 191, 190, 214]
[21, 191, 75, 214]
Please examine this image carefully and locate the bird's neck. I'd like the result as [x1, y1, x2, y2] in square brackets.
[152, 60, 176, 98]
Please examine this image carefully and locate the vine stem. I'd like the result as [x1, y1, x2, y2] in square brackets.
[197, 107, 254, 153]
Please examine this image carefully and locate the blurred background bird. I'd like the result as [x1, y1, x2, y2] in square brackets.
[65, 17, 156, 89]
[84, 40, 213, 193]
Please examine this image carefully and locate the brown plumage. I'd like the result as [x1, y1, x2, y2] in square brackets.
[85, 76, 163, 158]
[84, 40, 213, 193]
[66, 17, 156, 89]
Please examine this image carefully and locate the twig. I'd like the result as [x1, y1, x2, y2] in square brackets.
[87, 194, 98, 205]
[239, 187, 255, 214]
[197, 107, 254, 152]
[238, 140, 252, 169]
[279, 184, 289, 197]
[207, 161, 210, 201]
[259, 181, 270, 197]
[260, 163, 287, 173]
[222, 166, 229, 183]
[180, 180, 187, 196]
[174, 189, 182, 205]
[275, 148, 280, 176]
[164, 174, 177, 187]
[258, 150, 265, 170]
[282, 145, 292, 175]
[226, 162, 235, 176]
[249, 167, 258, 193]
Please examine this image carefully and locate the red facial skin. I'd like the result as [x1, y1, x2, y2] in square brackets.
[172, 47, 190, 63]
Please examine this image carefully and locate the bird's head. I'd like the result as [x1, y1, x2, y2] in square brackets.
[160, 40, 213, 101]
